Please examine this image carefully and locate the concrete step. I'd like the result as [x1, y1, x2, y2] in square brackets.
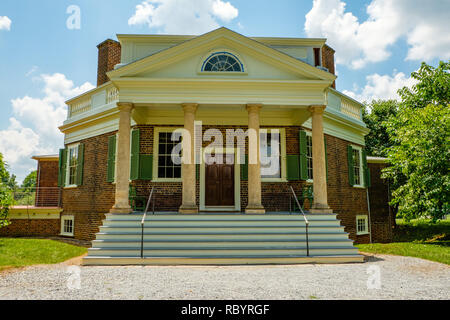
[99, 226, 345, 233]
[87, 247, 360, 257]
[104, 213, 338, 221]
[91, 239, 354, 249]
[82, 255, 365, 265]
[103, 219, 342, 227]
[94, 232, 351, 241]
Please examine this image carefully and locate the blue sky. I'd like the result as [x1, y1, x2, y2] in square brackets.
[0, 0, 448, 182]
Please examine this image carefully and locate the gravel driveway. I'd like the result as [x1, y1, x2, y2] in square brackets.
[0, 254, 448, 300]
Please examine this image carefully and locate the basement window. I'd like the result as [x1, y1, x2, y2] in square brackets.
[356, 215, 369, 235]
[61, 216, 74, 237]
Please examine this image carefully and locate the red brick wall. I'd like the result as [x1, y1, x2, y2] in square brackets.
[322, 44, 336, 89]
[61, 132, 116, 240]
[0, 219, 60, 237]
[35, 160, 60, 207]
[97, 39, 121, 87]
[62, 125, 393, 243]
[368, 162, 394, 243]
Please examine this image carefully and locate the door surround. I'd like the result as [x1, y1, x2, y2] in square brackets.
[199, 147, 241, 212]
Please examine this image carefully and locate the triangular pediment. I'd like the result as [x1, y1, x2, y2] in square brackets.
[107, 28, 336, 83]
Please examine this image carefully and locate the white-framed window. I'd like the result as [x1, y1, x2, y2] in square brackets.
[153, 128, 182, 182]
[61, 215, 74, 237]
[201, 52, 244, 72]
[306, 131, 313, 181]
[260, 128, 286, 182]
[356, 215, 369, 235]
[352, 145, 364, 187]
[66, 144, 79, 187]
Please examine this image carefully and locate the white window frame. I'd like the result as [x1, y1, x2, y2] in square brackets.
[356, 215, 369, 235]
[260, 128, 287, 182]
[60, 215, 75, 237]
[351, 145, 364, 188]
[65, 143, 80, 188]
[153, 127, 183, 182]
[305, 131, 313, 183]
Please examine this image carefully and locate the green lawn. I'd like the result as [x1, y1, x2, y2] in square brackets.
[0, 238, 87, 271]
[357, 219, 450, 265]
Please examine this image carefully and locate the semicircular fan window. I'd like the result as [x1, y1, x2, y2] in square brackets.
[202, 52, 244, 72]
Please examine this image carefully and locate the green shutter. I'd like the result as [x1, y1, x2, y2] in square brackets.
[299, 130, 308, 180]
[139, 155, 153, 180]
[324, 137, 328, 182]
[58, 148, 66, 187]
[130, 129, 140, 180]
[241, 154, 248, 181]
[347, 145, 355, 186]
[287, 155, 300, 181]
[362, 149, 371, 188]
[76, 144, 85, 186]
[107, 135, 116, 183]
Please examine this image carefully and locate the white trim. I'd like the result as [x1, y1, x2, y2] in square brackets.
[153, 127, 183, 182]
[351, 145, 364, 188]
[260, 128, 287, 182]
[356, 215, 369, 235]
[64, 143, 80, 188]
[200, 147, 241, 212]
[60, 215, 75, 237]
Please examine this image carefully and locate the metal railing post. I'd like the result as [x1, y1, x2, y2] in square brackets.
[141, 187, 155, 259]
[289, 186, 310, 257]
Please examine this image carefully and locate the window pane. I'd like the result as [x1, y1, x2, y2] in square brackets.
[306, 135, 313, 180]
[157, 132, 182, 179]
[261, 132, 281, 179]
[203, 53, 243, 72]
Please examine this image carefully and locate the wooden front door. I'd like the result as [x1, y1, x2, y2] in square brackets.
[205, 154, 235, 206]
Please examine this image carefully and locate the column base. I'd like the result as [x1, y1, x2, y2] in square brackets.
[245, 206, 266, 214]
[179, 205, 199, 214]
[109, 207, 133, 214]
[309, 207, 333, 214]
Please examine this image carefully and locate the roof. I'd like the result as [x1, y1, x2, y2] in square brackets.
[32, 155, 59, 161]
[367, 156, 388, 164]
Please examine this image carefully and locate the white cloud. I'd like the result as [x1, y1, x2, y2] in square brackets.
[128, 0, 239, 34]
[343, 70, 417, 102]
[305, 0, 450, 69]
[211, 0, 238, 22]
[0, 16, 11, 31]
[0, 73, 94, 182]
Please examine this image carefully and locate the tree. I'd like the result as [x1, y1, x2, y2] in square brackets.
[362, 100, 399, 157]
[383, 61, 450, 221]
[22, 170, 37, 189]
[0, 153, 12, 228]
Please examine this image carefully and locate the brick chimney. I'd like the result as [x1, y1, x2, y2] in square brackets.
[97, 39, 121, 87]
[322, 44, 336, 89]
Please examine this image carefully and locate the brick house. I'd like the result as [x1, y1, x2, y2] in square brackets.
[53, 27, 395, 265]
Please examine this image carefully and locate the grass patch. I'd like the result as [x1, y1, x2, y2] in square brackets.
[357, 219, 450, 265]
[0, 238, 87, 271]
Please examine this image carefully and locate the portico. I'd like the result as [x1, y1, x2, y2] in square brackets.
[109, 100, 331, 215]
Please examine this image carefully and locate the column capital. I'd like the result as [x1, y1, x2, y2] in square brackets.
[246, 104, 263, 113]
[182, 103, 199, 113]
[308, 105, 326, 114]
[117, 102, 134, 112]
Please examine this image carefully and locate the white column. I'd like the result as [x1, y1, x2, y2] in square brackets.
[245, 104, 265, 214]
[110, 102, 133, 214]
[309, 105, 332, 213]
[179, 103, 199, 214]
